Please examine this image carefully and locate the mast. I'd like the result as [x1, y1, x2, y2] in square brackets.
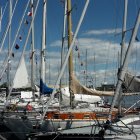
[31, 0, 35, 100]
[40, 0, 47, 95]
[7, 0, 12, 97]
[94, 52, 96, 88]
[120, 0, 128, 66]
[109, 9, 140, 119]
[85, 49, 87, 87]
[67, 0, 74, 108]
[0, 6, 2, 32]
[118, 0, 128, 115]
[60, 0, 67, 105]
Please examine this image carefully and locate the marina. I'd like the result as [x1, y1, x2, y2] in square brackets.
[0, 0, 140, 140]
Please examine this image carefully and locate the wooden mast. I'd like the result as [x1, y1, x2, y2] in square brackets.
[67, 0, 74, 108]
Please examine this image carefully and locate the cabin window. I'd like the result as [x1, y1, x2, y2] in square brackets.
[53, 114, 59, 119]
[84, 114, 90, 119]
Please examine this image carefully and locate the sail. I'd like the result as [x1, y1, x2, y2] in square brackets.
[70, 72, 140, 96]
[13, 57, 30, 88]
[70, 72, 114, 96]
[124, 72, 140, 92]
[40, 79, 53, 94]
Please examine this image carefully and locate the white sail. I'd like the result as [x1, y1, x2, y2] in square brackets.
[13, 57, 30, 88]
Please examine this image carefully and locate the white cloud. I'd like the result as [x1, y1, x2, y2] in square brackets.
[83, 28, 122, 36]
[50, 40, 62, 47]
[1, 28, 140, 87]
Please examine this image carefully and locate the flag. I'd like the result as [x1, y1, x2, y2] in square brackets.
[27, 11, 32, 16]
[15, 44, 20, 49]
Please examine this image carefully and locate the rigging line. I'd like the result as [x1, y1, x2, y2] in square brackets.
[124, 98, 140, 113]
[0, 0, 18, 54]
[41, 0, 90, 124]
[1, 1, 8, 20]
[0, 1, 8, 33]
[1, 1, 8, 26]
[5, 0, 40, 106]
[0, 0, 30, 80]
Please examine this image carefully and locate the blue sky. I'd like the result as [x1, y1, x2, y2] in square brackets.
[0, 0, 140, 87]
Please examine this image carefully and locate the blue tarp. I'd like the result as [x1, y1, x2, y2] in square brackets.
[40, 79, 53, 94]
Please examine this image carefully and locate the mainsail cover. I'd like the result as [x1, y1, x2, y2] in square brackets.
[124, 72, 140, 92]
[13, 57, 30, 88]
[40, 79, 53, 94]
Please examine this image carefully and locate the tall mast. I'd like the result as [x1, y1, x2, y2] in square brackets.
[93, 52, 96, 88]
[40, 0, 47, 94]
[7, 0, 12, 97]
[0, 6, 2, 32]
[60, 0, 67, 105]
[120, 0, 128, 66]
[118, 0, 128, 115]
[85, 49, 88, 87]
[67, 0, 74, 108]
[31, 0, 35, 100]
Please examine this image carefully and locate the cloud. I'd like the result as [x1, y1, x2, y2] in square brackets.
[83, 28, 122, 36]
[1, 28, 140, 87]
[76, 37, 120, 64]
[50, 40, 62, 47]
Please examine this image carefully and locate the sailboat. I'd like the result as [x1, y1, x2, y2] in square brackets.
[0, 0, 140, 140]
[32, 1, 140, 139]
[0, 1, 111, 139]
[37, 0, 120, 135]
